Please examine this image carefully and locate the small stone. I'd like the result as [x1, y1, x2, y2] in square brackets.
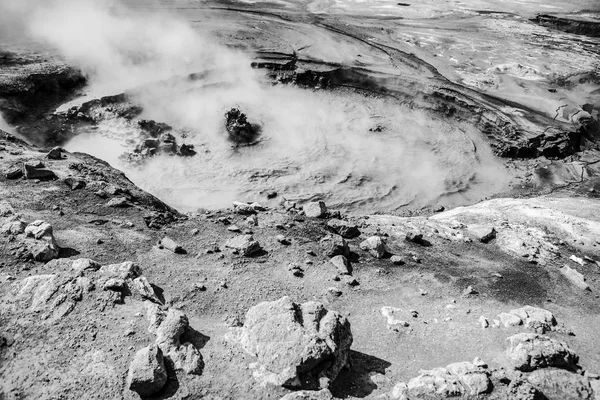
[191, 229, 200, 235]
[390, 255, 405, 265]
[343, 276, 359, 286]
[360, 236, 387, 259]
[160, 237, 185, 254]
[569, 255, 585, 267]
[46, 147, 64, 160]
[330, 255, 352, 275]
[106, 197, 130, 208]
[227, 225, 241, 233]
[463, 285, 478, 296]
[466, 225, 496, 243]
[225, 235, 262, 257]
[5, 167, 23, 179]
[405, 232, 429, 246]
[103, 278, 126, 292]
[266, 191, 278, 199]
[327, 287, 343, 297]
[498, 312, 523, 328]
[478, 316, 489, 328]
[277, 235, 291, 245]
[303, 201, 328, 218]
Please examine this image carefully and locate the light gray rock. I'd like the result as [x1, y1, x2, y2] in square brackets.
[506, 333, 579, 372]
[560, 265, 590, 291]
[279, 389, 334, 400]
[71, 258, 101, 273]
[160, 237, 185, 254]
[154, 308, 203, 375]
[99, 261, 142, 279]
[527, 368, 593, 400]
[303, 201, 328, 218]
[24, 220, 53, 240]
[236, 296, 352, 389]
[0, 201, 14, 217]
[510, 306, 556, 333]
[1, 217, 26, 235]
[498, 312, 523, 327]
[127, 344, 167, 397]
[466, 225, 496, 243]
[359, 236, 387, 259]
[133, 276, 161, 304]
[103, 278, 126, 292]
[330, 255, 352, 275]
[390, 255, 404, 265]
[233, 201, 265, 215]
[399, 358, 491, 398]
[106, 196, 130, 207]
[225, 234, 262, 256]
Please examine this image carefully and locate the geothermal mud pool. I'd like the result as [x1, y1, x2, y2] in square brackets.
[1, 0, 600, 400]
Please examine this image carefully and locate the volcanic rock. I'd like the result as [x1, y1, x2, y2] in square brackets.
[303, 201, 328, 218]
[225, 108, 260, 145]
[46, 147, 63, 160]
[506, 333, 579, 372]
[225, 234, 263, 256]
[5, 167, 23, 179]
[63, 177, 86, 190]
[326, 219, 360, 238]
[127, 344, 168, 397]
[234, 296, 352, 388]
[359, 236, 387, 259]
[320, 234, 350, 258]
[23, 162, 57, 180]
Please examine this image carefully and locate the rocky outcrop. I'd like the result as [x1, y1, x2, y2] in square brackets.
[1, 218, 60, 262]
[506, 333, 579, 372]
[526, 368, 594, 400]
[231, 296, 352, 389]
[390, 358, 492, 399]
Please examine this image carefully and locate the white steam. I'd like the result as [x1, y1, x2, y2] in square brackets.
[1, 0, 512, 213]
